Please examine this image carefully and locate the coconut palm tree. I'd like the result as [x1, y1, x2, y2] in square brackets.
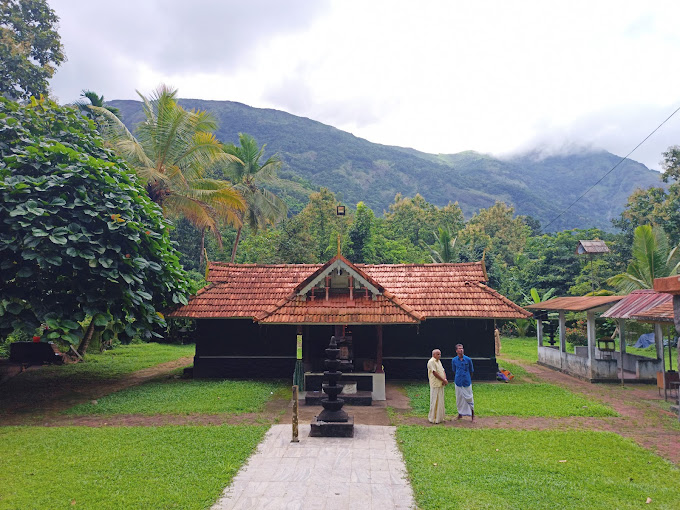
[429, 227, 457, 263]
[92, 86, 245, 255]
[75, 89, 121, 120]
[608, 225, 680, 293]
[222, 133, 287, 262]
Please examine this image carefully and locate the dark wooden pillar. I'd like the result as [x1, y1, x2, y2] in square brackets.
[376, 325, 384, 373]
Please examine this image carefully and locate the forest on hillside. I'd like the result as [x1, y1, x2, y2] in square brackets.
[110, 98, 665, 232]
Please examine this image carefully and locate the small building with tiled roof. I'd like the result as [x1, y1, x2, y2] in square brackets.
[170, 254, 530, 395]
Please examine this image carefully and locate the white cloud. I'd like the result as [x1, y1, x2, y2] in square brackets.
[48, 0, 680, 170]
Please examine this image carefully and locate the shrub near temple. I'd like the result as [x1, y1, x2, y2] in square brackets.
[0, 98, 190, 352]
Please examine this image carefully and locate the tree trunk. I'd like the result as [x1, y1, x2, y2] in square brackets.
[230, 226, 242, 263]
[199, 228, 206, 268]
[77, 320, 96, 357]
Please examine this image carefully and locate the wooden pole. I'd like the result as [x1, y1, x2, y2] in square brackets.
[291, 385, 299, 443]
[376, 325, 384, 373]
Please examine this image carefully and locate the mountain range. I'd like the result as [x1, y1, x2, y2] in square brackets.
[110, 99, 665, 232]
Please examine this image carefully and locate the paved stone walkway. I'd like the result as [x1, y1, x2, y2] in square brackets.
[212, 424, 416, 510]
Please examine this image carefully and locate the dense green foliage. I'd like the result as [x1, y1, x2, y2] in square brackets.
[0, 425, 267, 509]
[0, 98, 191, 346]
[111, 98, 664, 232]
[0, 0, 65, 100]
[398, 427, 680, 510]
[64, 379, 285, 415]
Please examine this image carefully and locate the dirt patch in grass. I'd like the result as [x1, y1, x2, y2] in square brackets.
[0, 356, 193, 424]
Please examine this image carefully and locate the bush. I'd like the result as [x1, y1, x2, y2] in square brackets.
[566, 327, 587, 346]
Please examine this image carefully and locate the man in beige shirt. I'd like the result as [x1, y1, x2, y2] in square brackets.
[427, 348, 448, 424]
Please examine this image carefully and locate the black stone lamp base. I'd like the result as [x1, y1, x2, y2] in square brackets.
[310, 415, 354, 437]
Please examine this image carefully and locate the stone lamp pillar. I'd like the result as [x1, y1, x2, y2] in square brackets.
[310, 336, 354, 437]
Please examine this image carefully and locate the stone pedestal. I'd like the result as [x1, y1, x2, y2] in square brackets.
[309, 416, 355, 437]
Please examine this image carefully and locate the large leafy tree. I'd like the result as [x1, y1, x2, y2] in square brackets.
[382, 193, 464, 247]
[0, 0, 65, 100]
[222, 133, 287, 263]
[0, 97, 190, 354]
[93, 85, 245, 260]
[296, 188, 349, 262]
[346, 202, 376, 263]
[608, 225, 680, 293]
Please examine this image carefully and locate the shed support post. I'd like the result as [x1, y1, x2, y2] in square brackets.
[376, 325, 384, 373]
[654, 323, 663, 360]
[619, 319, 626, 385]
[559, 311, 566, 353]
[587, 311, 596, 376]
[536, 317, 543, 347]
[619, 319, 626, 355]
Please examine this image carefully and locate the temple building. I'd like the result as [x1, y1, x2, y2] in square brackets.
[168, 254, 530, 399]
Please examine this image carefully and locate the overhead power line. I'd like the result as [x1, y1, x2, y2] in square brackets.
[540, 103, 680, 232]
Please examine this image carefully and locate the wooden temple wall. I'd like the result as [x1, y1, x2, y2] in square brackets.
[192, 318, 498, 380]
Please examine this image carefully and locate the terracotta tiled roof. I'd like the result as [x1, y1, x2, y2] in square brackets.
[359, 262, 487, 286]
[169, 260, 529, 321]
[167, 264, 318, 318]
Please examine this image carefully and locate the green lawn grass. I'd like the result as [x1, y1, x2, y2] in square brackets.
[499, 336, 538, 362]
[64, 379, 286, 415]
[398, 427, 680, 510]
[405, 382, 616, 417]
[0, 424, 266, 510]
[404, 361, 616, 417]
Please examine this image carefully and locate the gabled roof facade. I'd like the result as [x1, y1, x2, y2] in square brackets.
[168, 258, 530, 323]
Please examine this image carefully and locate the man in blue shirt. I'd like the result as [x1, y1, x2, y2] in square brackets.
[451, 343, 474, 421]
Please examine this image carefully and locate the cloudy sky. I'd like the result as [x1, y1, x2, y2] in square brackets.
[49, 0, 680, 171]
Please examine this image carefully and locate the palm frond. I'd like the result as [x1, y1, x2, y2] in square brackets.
[91, 106, 156, 173]
[162, 194, 222, 247]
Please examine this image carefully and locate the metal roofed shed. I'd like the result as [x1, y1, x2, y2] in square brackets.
[602, 290, 672, 320]
[629, 300, 678, 402]
[526, 296, 631, 382]
[599, 290, 671, 383]
[631, 301, 674, 323]
[525, 296, 623, 313]
[576, 240, 610, 254]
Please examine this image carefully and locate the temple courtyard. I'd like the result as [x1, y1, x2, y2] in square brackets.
[1, 340, 679, 509]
